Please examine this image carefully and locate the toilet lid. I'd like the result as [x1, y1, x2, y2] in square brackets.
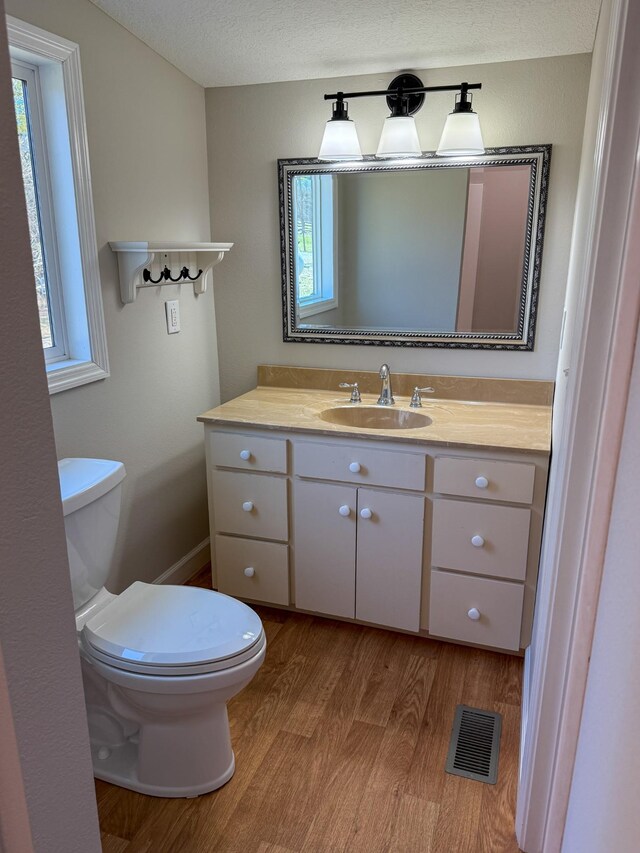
[82, 582, 263, 668]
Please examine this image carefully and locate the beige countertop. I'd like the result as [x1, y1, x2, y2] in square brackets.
[198, 386, 552, 454]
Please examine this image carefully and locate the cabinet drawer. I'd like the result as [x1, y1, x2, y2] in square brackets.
[429, 570, 524, 651]
[215, 535, 289, 605]
[433, 456, 535, 504]
[209, 431, 287, 473]
[294, 441, 425, 491]
[212, 471, 288, 541]
[432, 499, 530, 581]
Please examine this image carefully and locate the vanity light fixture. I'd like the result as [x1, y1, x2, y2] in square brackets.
[376, 73, 424, 159]
[318, 99, 363, 161]
[436, 86, 485, 157]
[318, 74, 484, 161]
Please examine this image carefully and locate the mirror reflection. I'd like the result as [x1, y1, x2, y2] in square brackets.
[280, 147, 550, 349]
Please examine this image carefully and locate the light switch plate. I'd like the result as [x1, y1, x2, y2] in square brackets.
[165, 300, 180, 334]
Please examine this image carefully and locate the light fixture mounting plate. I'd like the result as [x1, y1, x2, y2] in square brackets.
[386, 73, 425, 116]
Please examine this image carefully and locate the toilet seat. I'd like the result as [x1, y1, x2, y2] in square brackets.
[81, 581, 265, 676]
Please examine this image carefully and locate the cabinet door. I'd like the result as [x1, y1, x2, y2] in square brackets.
[293, 480, 356, 618]
[355, 488, 424, 632]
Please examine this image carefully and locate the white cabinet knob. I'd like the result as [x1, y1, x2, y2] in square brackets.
[467, 607, 481, 621]
[475, 476, 489, 489]
[360, 507, 372, 519]
[239, 449, 251, 461]
[338, 504, 351, 517]
[471, 534, 485, 548]
[243, 566, 255, 578]
[349, 462, 361, 473]
[242, 501, 254, 512]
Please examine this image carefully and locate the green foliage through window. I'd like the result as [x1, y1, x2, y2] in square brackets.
[12, 76, 53, 349]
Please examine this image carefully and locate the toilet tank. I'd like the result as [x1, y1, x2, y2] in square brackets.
[58, 458, 126, 612]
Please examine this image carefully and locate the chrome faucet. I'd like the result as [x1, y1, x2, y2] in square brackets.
[339, 381, 361, 403]
[409, 386, 435, 407]
[377, 363, 395, 405]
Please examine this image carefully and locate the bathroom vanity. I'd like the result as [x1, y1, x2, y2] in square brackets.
[198, 367, 552, 654]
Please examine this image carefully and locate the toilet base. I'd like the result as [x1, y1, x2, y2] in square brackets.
[80, 624, 265, 798]
[92, 737, 236, 798]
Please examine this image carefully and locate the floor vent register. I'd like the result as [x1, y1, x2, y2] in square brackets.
[445, 704, 502, 784]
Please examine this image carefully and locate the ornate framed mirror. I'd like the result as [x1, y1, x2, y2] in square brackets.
[279, 145, 551, 349]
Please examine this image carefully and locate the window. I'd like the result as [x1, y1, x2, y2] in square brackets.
[8, 17, 108, 393]
[293, 174, 338, 318]
[12, 62, 65, 358]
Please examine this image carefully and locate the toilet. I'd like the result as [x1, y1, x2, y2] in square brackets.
[58, 457, 266, 798]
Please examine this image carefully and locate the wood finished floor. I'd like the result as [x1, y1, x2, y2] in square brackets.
[97, 566, 522, 852]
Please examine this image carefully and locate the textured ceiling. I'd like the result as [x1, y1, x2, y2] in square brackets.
[89, 0, 600, 88]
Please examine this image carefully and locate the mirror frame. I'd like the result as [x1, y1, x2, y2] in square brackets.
[279, 145, 551, 349]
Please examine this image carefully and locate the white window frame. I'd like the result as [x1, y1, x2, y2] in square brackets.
[8, 16, 109, 394]
[295, 174, 339, 319]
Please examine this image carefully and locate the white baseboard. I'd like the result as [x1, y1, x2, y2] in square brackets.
[153, 538, 210, 586]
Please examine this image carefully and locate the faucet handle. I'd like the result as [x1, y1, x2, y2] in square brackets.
[339, 382, 361, 403]
[409, 386, 435, 408]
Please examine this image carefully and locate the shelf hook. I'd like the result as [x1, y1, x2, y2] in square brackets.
[142, 268, 165, 284]
[164, 265, 184, 282]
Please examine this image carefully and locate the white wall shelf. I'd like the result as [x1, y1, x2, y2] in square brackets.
[110, 241, 233, 304]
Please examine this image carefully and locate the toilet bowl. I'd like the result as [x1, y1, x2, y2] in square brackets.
[59, 458, 265, 798]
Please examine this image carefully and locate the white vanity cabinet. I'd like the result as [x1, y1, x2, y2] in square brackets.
[204, 424, 548, 653]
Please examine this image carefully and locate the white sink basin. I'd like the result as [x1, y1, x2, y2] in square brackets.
[319, 406, 432, 430]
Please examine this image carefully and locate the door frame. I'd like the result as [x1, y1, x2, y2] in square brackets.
[516, 0, 640, 849]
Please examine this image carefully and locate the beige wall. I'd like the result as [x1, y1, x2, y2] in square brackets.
[206, 54, 591, 402]
[0, 4, 101, 847]
[6, 0, 218, 592]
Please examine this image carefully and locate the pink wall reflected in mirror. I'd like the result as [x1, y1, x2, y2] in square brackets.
[457, 165, 531, 332]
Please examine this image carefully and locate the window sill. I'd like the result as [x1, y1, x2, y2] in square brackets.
[298, 297, 338, 319]
[46, 358, 109, 394]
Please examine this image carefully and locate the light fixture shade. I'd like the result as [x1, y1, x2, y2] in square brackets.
[436, 111, 485, 156]
[375, 115, 422, 159]
[318, 118, 363, 161]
